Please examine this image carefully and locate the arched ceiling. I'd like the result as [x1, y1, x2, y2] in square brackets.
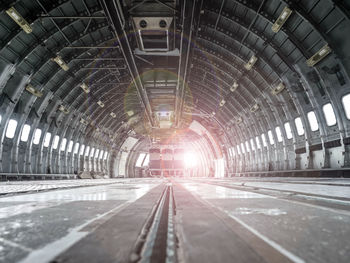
[0, 0, 349, 151]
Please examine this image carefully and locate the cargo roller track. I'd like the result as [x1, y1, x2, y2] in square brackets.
[130, 183, 177, 263]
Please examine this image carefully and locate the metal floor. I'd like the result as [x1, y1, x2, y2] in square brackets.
[0, 177, 349, 263]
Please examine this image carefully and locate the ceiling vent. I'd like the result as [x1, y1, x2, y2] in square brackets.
[133, 17, 173, 52]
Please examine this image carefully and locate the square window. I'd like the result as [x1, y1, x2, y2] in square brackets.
[6, 119, 17, 139]
[20, 124, 31, 142]
[275, 127, 283, 142]
[85, 146, 90, 156]
[90, 148, 95, 157]
[245, 141, 250, 152]
[322, 103, 337, 126]
[33, 129, 42, 145]
[241, 143, 245, 153]
[44, 132, 51, 147]
[261, 134, 267, 147]
[53, 135, 60, 149]
[250, 138, 255, 151]
[60, 138, 67, 151]
[295, 117, 305, 136]
[74, 143, 80, 154]
[255, 136, 261, 149]
[79, 145, 85, 155]
[342, 94, 350, 119]
[67, 140, 73, 152]
[284, 122, 293, 139]
[268, 130, 275, 145]
[236, 145, 241, 155]
[307, 111, 319, 131]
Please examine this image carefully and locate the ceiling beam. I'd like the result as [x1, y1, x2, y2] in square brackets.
[174, 0, 203, 127]
[100, 0, 155, 127]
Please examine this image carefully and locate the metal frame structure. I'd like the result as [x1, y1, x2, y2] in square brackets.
[0, 0, 349, 178]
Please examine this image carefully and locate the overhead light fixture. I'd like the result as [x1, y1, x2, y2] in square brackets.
[25, 84, 43, 97]
[97, 100, 104, 108]
[6, 7, 32, 34]
[80, 83, 90, 93]
[52, 56, 69, 71]
[58, 105, 69, 114]
[250, 103, 259, 112]
[271, 82, 285, 95]
[244, 55, 258, 70]
[110, 112, 116, 118]
[306, 44, 331, 67]
[80, 118, 89, 125]
[271, 6, 292, 33]
[127, 110, 134, 116]
[236, 117, 242, 124]
[219, 99, 226, 107]
[230, 81, 238, 92]
[211, 111, 216, 116]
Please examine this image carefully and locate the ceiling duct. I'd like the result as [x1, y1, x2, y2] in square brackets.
[132, 17, 173, 52]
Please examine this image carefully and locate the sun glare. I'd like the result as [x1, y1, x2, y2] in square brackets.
[184, 152, 198, 168]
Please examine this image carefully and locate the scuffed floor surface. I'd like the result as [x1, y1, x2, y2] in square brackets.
[0, 177, 349, 263]
[0, 179, 139, 195]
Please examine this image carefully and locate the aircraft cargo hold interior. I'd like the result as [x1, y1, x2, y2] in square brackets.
[0, 0, 350, 262]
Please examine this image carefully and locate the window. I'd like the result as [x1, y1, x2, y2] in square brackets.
[67, 140, 73, 152]
[90, 148, 95, 157]
[6, 119, 17, 138]
[307, 111, 319, 131]
[342, 94, 350, 119]
[236, 145, 241, 155]
[255, 136, 261, 149]
[85, 146, 90, 156]
[43, 132, 51, 147]
[79, 144, 85, 155]
[94, 149, 100, 158]
[136, 153, 146, 167]
[60, 138, 67, 151]
[33, 129, 42, 145]
[261, 134, 267, 147]
[143, 154, 150, 166]
[240, 143, 245, 153]
[74, 143, 79, 154]
[295, 117, 305, 136]
[284, 122, 293, 139]
[245, 141, 250, 152]
[250, 138, 255, 151]
[268, 130, 275, 145]
[275, 127, 283, 142]
[230, 147, 235, 157]
[53, 135, 60, 149]
[323, 103, 337, 126]
[20, 124, 31, 142]
[103, 151, 108, 160]
[0, 115, 1, 124]
[99, 150, 104, 159]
